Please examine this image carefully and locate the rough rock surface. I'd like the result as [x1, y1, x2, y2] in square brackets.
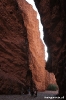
[34, 0, 66, 98]
[0, 0, 46, 94]
[0, 0, 29, 94]
[17, 0, 45, 91]
[0, 0, 57, 94]
[17, 0, 56, 92]
[45, 71, 56, 89]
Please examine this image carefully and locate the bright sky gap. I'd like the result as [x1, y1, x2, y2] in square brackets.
[26, 0, 48, 61]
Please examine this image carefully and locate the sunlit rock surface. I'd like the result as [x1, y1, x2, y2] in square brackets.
[34, 0, 66, 98]
[17, 0, 46, 91]
[0, 0, 57, 94]
[0, 0, 46, 93]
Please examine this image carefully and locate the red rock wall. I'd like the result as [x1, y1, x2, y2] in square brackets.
[17, 0, 57, 91]
[45, 70, 56, 89]
[0, 0, 56, 94]
[17, 0, 46, 91]
[0, 0, 29, 94]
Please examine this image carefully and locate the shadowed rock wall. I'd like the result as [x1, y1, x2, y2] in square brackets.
[34, 0, 66, 98]
[0, 0, 29, 94]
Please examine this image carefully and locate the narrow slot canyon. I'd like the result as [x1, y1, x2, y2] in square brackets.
[0, 0, 66, 100]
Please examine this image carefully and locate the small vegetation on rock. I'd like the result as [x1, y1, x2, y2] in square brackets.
[46, 84, 58, 91]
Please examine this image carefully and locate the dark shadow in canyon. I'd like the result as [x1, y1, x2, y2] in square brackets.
[34, 0, 66, 99]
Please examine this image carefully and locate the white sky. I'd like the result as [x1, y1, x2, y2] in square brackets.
[26, 0, 48, 61]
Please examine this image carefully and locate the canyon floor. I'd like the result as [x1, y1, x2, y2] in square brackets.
[0, 91, 58, 100]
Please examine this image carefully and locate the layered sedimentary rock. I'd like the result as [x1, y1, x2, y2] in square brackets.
[34, 0, 66, 98]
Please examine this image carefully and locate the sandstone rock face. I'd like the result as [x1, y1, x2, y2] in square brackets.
[0, 0, 29, 94]
[34, 0, 66, 98]
[0, 0, 46, 94]
[17, 0, 46, 91]
[0, 0, 57, 94]
[45, 71, 56, 89]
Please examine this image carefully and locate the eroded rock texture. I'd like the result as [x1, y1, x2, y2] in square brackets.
[45, 71, 56, 89]
[34, 0, 66, 98]
[0, 0, 57, 94]
[17, 0, 45, 91]
[0, 0, 29, 94]
[0, 0, 46, 94]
